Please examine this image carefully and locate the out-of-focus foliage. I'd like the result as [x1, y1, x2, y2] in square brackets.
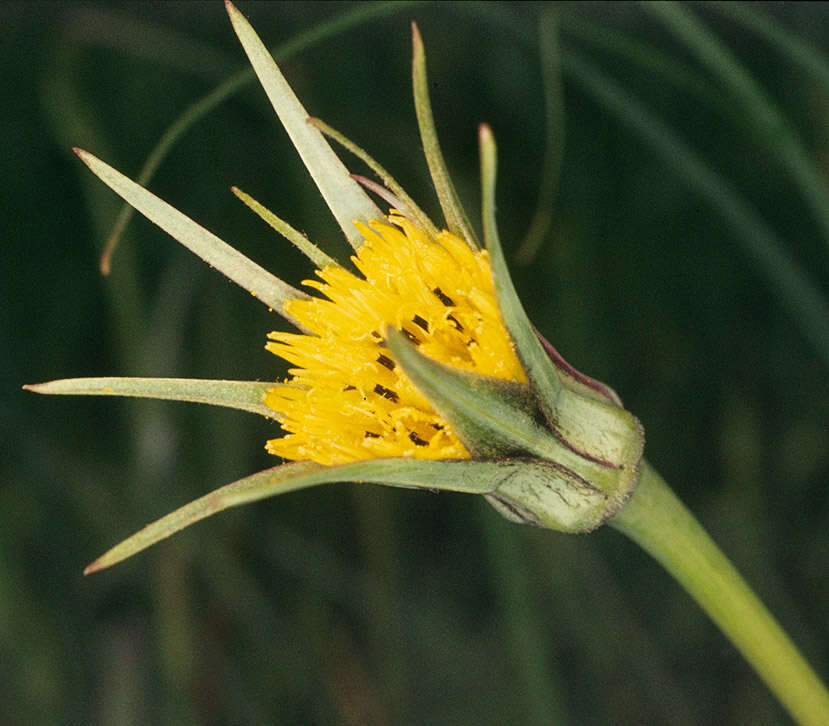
[4, 2, 829, 723]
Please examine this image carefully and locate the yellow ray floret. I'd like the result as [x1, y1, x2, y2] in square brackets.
[264, 214, 526, 466]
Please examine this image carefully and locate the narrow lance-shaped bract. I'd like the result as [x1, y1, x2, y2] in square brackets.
[32, 2, 644, 564]
[225, 0, 382, 249]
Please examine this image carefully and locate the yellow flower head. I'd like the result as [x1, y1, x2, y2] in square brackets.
[28, 2, 643, 573]
[264, 214, 526, 465]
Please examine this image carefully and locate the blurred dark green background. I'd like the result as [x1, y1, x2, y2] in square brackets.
[4, 2, 829, 724]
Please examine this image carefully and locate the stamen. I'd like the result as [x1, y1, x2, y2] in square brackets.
[373, 384, 399, 403]
[377, 354, 396, 370]
[264, 215, 527, 465]
[412, 314, 429, 332]
[433, 287, 455, 306]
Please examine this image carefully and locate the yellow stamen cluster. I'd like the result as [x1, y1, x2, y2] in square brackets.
[264, 214, 526, 466]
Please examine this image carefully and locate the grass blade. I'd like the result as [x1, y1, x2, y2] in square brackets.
[711, 2, 829, 92]
[516, 10, 566, 265]
[645, 1, 829, 250]
[563, 49, 829, 367]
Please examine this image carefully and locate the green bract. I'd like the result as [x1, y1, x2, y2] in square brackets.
[26, 0, 643, 571]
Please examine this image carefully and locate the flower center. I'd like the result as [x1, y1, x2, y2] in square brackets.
[264, 214, 526, 465]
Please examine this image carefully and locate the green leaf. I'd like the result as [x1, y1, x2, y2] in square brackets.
[24, 377, 282, 419]
[225, 1, 382, 250]
[74, 149, 308, 323]
[84, 456, 607, 573]
[411, 22, 479, 248]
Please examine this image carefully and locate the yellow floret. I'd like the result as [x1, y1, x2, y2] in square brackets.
[264, 215, 525, 465]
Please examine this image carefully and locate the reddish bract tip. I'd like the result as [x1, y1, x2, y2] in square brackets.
[411, 21, 422, 48]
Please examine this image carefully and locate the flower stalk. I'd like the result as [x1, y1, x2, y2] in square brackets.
[612, 462, 829, 726]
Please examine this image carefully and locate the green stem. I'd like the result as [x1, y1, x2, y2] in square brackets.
[610, 461, 829, 726]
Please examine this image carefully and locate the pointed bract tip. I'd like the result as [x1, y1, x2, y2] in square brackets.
[22, 381, 65, 394]
[411, 21, 423, 49]
[225, 0, 247, 30]
[229, 185, 251, 204]
[73, 148, 101, 173]
[349, 174, 408, 215]
[83, 558, 104, 575]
